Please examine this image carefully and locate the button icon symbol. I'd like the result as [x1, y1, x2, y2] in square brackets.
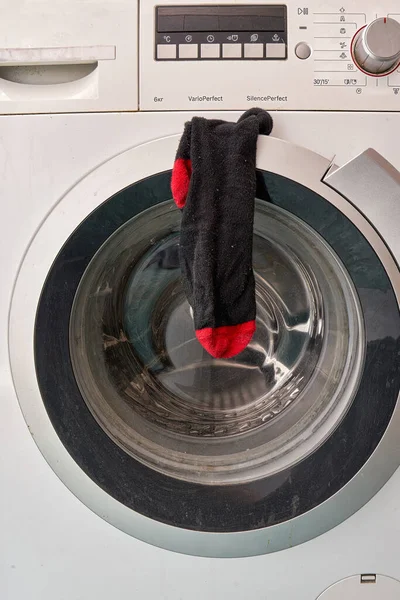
[356, 88, 362, 94]
[340, 41, 347, 48]
[340, 15, 345, 22]
[340, 28, 346, 34]
[340, 52, 347, 59]
[227, 34, 239, 41]
[394, 88, 399, 95]
[207, 35, 215, 43]
[340, 7, 345, 12]
[272, 33, 280, 42]
[185, 35, 193, 43]
[298, 8, 309, 15]
[250, 33, 259, 42]
[163, 35, 171, 43]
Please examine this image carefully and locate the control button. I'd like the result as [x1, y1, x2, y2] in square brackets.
[244, 43, 264, 58]
[352, 17, 400, 75]
[266, 43, 286, 58]
[157, 44, 177, 60]
[222, 43, 242, 58]
[295, 42, 312, 59]
[201, 44, 220, 58]
[179, 44, 198, 59]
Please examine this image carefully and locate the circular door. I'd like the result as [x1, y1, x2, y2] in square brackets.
[9, 135, 400, 557]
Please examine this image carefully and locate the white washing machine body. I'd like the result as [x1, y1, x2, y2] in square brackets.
[1, 1, 400, 599]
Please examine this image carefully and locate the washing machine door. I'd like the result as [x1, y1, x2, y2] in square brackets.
[9, 135, 400, 557]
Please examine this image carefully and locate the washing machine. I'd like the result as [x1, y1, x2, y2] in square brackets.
[2, 0, 400, 598]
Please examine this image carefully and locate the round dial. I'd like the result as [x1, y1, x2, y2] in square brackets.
[352, 17, 400, 75]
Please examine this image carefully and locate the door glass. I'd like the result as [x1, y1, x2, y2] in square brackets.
[70, 194, 364, 485]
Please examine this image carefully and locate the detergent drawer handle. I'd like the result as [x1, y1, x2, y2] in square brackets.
[0, 46, 116, 66]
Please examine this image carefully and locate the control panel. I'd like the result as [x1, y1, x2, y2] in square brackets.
[140, 0, 400, 111]
[155, 6, 287, 61]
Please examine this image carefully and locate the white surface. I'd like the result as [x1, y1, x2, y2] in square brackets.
[0, 0, 137, 113]
[140, 0, 400, 110]
[317, 575, 400, 599]
[0, 45, 116, 64]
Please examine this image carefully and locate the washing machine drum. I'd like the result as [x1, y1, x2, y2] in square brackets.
[33, 151, 400, 554]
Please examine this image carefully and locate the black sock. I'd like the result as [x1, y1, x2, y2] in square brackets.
[171, 108, 273, 358]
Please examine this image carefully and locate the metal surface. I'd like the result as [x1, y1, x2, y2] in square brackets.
[9, 134, 400, 557]
[324, 148, 400, 263]
[353, 18, 400, 74]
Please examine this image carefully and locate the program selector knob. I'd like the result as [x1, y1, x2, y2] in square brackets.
[352, 17, 400, 75]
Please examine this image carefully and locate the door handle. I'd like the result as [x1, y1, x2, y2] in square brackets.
[323, 148, 400, 265]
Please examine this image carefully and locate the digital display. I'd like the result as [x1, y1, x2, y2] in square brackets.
[157, 6, 286, 32]
[155, 5, 287, 61]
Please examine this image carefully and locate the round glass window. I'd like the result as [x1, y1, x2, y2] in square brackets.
[70, 200, 364, 485]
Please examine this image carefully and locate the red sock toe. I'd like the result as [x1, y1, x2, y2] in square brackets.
[171, 158, 192, 209]
[195, 320, 256, 359]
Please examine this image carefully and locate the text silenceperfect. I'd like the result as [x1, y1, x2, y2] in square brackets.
[247, 95, 288, 102]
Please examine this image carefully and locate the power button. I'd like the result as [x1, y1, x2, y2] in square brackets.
[295, 42, 312, 59]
